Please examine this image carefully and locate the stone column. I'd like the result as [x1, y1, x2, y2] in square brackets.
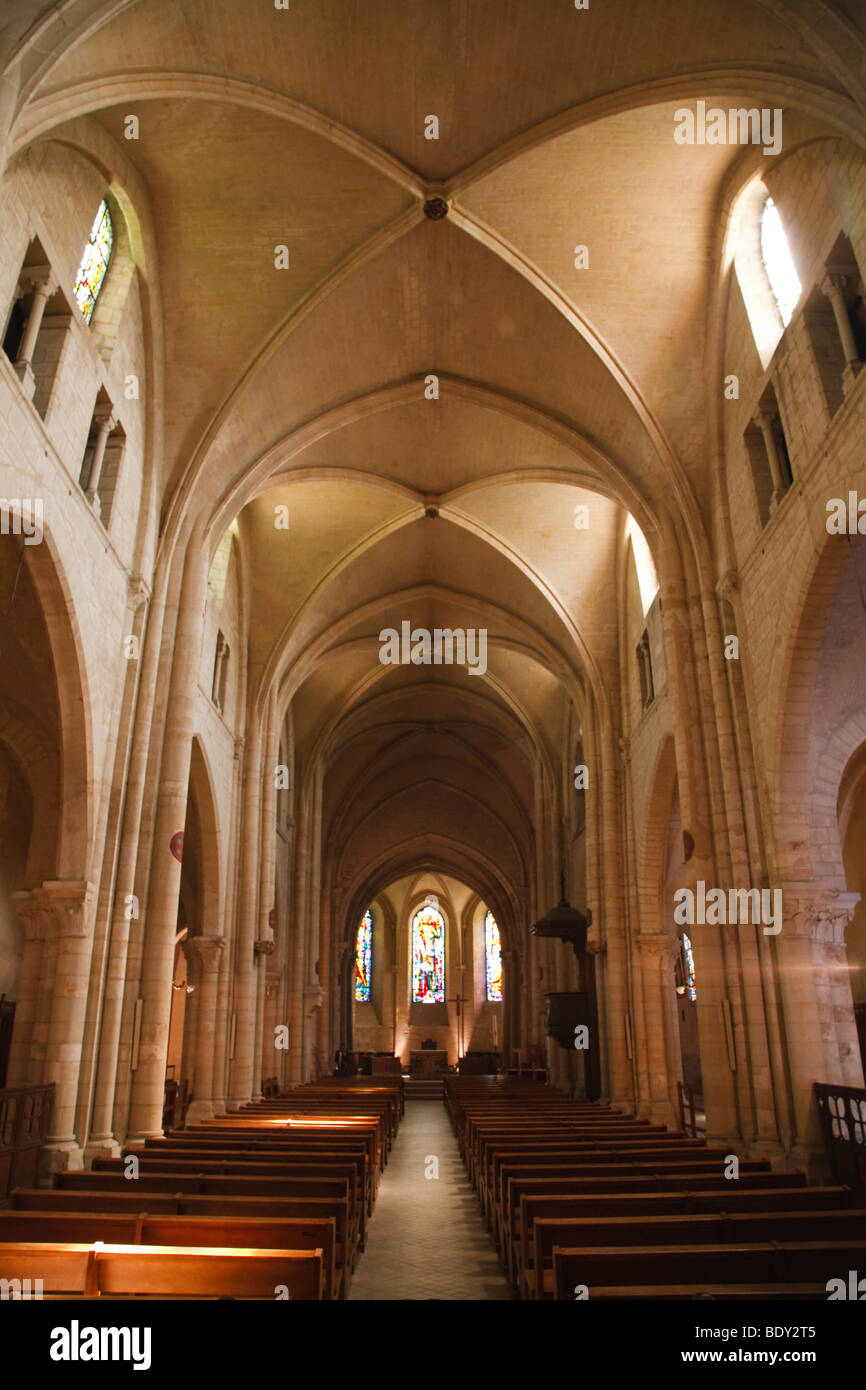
[228, 721, 263, 1108]
[263, 966, 283, 1088]
[303, 983, 324, 1079]
[13, 269, 56, 398]
[127, 538, 209, 1142]
[635, 934, 680, 1127]
[777, 888, 862, 1176]
[39, 880, 98, 1174]
[820, 273, 863, 393]
[752, 409, 786, 506]
[83, 404, 117, 516]
[183, 935, 225, 1123]
[87, 575, 152, 1159]
[252, 936, 275, 1098]
[6, 891, 49, 1088]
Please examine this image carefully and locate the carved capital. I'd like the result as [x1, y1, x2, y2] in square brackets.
[35, 880, 96, 938]
[183, 934, 225, 973]
[93, 402, 118, 433]
[785, 889, 859, 944]
[12, 889, 48, 941]
[18, 265, 56, 298]
[254, 936, 276, 957]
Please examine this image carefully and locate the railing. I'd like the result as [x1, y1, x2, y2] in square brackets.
[0, 1082, 54, 1197]
[677, 1080, 698, 1138]
[814, 1082, 866, 1197]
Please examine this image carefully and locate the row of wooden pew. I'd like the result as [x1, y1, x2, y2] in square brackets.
[0, 1078, 402, 1300]
[446, 1076, 866, 1300]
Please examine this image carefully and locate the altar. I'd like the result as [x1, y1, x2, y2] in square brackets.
[409, 1049, 447, 1078]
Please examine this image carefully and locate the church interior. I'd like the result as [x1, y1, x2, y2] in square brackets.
[1, 0, 866, 1316]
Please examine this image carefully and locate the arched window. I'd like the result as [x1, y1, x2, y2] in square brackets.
[484, 910, 503, 1002]
[625, 515, 659, 616]
[73, 199, 113, 323]
[682, 931, 697, 1003]
[412, 905, 445, 1003]
[354, 909, 373, 1003]
[760, 196, 801, 328]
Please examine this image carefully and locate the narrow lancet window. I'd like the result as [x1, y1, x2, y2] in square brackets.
[74, 199, 113, 323]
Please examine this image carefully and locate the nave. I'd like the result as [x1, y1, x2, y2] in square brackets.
[2, 0, 866, 1328]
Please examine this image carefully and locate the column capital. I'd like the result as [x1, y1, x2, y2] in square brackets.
[93, 402, 118, 432]
[12, 888, 48, 940]
[819, 271, 848, 298]
[34, 880, 96, 937]
[636, 933, 678, 964]
[18, 265, 56, 298]
[183, 933, 226, 973]
[782, 887, 859, 943]
[254, 936, 276, 957]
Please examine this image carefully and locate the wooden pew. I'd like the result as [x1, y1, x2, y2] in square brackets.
[95, 1153, 367, 1238]
[91, 1155, 367, 1248]
[494, 1167, 810, 1253]
[552, 1240, 866, 1300]
[480, 1150, 776, 1222]
[525, 1206, 866, 1298]
[149, 1136, 375, 1214]
[499, 1178, 844, 1276]
[0, 1209, 339, 1300]
[11, 1188, 353, 1295]
[183, 1121, 380, 1192]
[0, 1240, 324, 1299]
[53, 1170, 359, 1265]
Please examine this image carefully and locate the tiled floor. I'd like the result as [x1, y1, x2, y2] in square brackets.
[348, 1101, 512, 1300]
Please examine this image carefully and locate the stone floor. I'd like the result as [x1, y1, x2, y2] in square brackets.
[348, 1100, 513, 1300]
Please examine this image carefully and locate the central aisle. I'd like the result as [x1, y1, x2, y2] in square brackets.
[349, 1100, 512, 1300]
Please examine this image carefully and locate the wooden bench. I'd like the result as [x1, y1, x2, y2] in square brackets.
[552, 1240, 866, 1300]
[151, 1137, 375, 1213]
[500, 1179, 847, 1277]
[0, 1208, 340, 1299]
[0, 1240, 324, 1299]
[11, 1187, 353, 1294]
[93, 1154, 367, 1246]
[480, 1150, 775, 1221]
[54, 1170, 359, 1262]
[495, 1168, 812, 1254]
[184, 1120, 381, 1187]
[525, 1206, 866, 1298]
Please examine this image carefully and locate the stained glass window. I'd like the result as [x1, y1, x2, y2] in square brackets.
[412, 905, 445, 1003]
[761, 197, 801, 328]
[354, 909, 372, 1003]
[485, 910, 503, 1002]
[682, 932, 697, 1003]
[73, 199, 114, 323]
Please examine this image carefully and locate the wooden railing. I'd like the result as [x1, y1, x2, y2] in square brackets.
[814, 1082, 866, 1196]
[0, 1082, 54, 1198]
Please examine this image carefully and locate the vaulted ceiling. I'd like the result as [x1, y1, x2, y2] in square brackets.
[5, 0, 865, 920]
